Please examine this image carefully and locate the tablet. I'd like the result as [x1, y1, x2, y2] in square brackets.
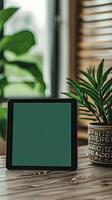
[6, 98, 77, 170]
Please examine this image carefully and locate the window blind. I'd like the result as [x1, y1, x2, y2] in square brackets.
[78, 0, 112, 70]
[77, 0, 112, 130]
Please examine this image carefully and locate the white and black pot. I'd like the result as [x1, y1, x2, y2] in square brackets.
[88, 124, 112, 166]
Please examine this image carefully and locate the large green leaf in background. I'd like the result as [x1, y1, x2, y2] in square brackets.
[0, 7, 46, 139]
[0, 106, 7, 139]
[0, 31, 36, 55]
[6, 60, 46, 95]
[6, 60, 44, 83]
[0, 76, 8, 94]
[0, 7, 19, 31]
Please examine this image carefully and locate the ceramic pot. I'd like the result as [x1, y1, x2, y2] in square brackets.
[88, 124, 112, 166]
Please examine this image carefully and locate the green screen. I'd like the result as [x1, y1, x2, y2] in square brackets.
[12, 103, 71, 166]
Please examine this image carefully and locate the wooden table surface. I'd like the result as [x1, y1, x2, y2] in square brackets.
[0, 146, 112, 200]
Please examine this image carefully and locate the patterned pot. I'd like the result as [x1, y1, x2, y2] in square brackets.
[88, 124, 112, 166]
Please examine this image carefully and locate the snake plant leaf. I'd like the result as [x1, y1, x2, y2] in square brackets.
[67, 78, 83, 102]
[78, 76, 89, 84]
[102, 67, 112, 85]
[104, 94, 112, 105]
[0, 31, 36, 55]
[87, 68, 92, 75]
[63, 59, 112, 124]
[0, 7, 19, 31]
[107, 98, 112, 125]
[67, 78, 80, 90]
[79, 77, 98, 96]
[87, 66, 96, 79]
[80, 70, 97, 88]
[61, 92, 82, 104]
[92, 66, 96, 79]
[103, 88, 112, 102]
[97, 59, 104, 87]
[81, 87, 100, 105]
[83, 96, 98, 117]
[79, 81, 98, 94]
[102, 78, 112, 95]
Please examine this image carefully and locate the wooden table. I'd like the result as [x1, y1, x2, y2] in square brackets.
[0, 146, 112, 200]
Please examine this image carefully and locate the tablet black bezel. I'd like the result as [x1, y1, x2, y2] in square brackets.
[6, 98, 77, 170]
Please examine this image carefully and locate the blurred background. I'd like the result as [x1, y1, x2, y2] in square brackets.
[0, 0, 111, 154]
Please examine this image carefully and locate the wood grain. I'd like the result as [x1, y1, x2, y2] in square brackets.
[0, 146, 112, 200]
[0, 138, 6, 156]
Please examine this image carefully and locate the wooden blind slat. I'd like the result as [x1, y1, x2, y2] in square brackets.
[81, 20, 112, 29]
[82, 5, 112, 15]
[79, 35, 112, 42]
[79, 60, 112, 69]
[79, 43, 112, 50]
[78, 49, 112, 57]
[80, 0, 112, 7]
[80, 27, 112, 36]
[80, 13, 112, 22]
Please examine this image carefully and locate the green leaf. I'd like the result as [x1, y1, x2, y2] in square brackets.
[62, 92, 82, 104]
[67, 78, 83, 102]
[0, 106, 7, 139]
[10, 81, 35, 88]
[78, 76, 89, 84]
[92, 66, 96, 79]
[78, 76, 98, 94]
[79, 81, 98, 94]
[104, 94, 112, 105]
[102, 78, 112, 95]
[87, 68, 92, 75]
[80, 70, 97, 88]
[103, 88, 112, 102]
[87, 66, 96, 79]
[83, 96, 98, 117]
[5, 60, 46, 92]
[0, 31, 36, 55]
[0, 106, 7, 118]
[0, 76, 8, 89]
[6, 60, 41, 81]
[97, 59, 104, 87]
[67, 78, 79, 90]
[107, 102, 112, 125]
[102, 67, 112, 85]
[81, 87, 100, 105]
[0, 7, 19, 31]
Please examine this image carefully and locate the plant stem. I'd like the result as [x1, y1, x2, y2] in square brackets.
[99, 91, 108, 124]
[84, 102, 101, 124]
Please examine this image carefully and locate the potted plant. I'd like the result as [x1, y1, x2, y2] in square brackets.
[63, 59, 112, 166]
